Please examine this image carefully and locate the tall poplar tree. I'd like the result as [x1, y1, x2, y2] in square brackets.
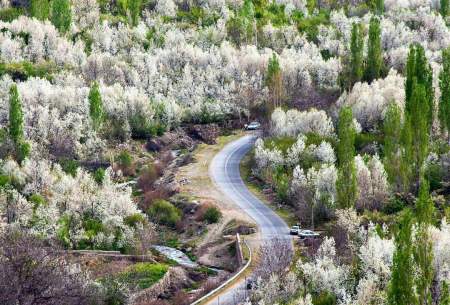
[441, 281, 450, 305]
[266, 53, 283, 110]
[439, 47, 450, 138]
[400, 116, 413, 193]
[89, 82, 104, 131]
[128, 0, 142, 27]
[30, 0, 50, 20]
[414, 178, 434, 305]
[350, 22, 364, 87]
[383, 103, 402, 190]
[51, 0, 72, 33]
[9, 84, 24, 145]
[441, 0, 449, 17]
[365, 16, 382, 83]
[410, 85, 430, 178]
[336, 107, 357, 209]
[388, 209, 416, 305]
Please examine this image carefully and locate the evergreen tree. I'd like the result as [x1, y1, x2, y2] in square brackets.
[350, 22, 364, 87]
[383, 103, 402, 190]
[88, 82, 104, 130]
[441, 0, 449, 17]
[439, 48, 450, 137]
[30, 0, 50, 20]
[414, 45, 434, 128]
[336, 107, 357, 208]
[9, 84, 24, 145]
[388, 209, 416, 305]
[441, 281, 450, 305]
[414, 178, 434, 305]
[128, 0, 142, 27]
[266, 53, 283, 110]
[365, 16, 382, 83]
[51, 0, 72, 33]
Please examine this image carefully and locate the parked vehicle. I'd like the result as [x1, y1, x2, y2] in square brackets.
[298, 230, 320, 239]
[290, 225, 300, 235]
[245, 121, 261, 130]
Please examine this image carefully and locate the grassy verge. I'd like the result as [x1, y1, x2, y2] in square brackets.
[239, 151, 297, 227]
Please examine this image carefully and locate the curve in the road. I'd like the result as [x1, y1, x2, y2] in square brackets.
[205, 133, 293, 305]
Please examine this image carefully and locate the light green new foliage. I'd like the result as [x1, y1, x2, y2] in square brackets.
[365, 16, 382, 83]
[350, 22, 364, 86]
[9, 84, 24, 145]
[51, 0, 72, 33]
[30, 0, 50, 20]
[336, 107, 357, 209]
[439, 48, 450, 136]
[414, 178, 435, 305]
[388, 209, 416, 305]
[383, 103, 402, 190]
[128, 0, 142, 27]
[441, 281, 450, 305]
[88, 82, 104, 130]
[441, 0, 449, 17]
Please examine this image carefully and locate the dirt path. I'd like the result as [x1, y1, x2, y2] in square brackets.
[175, 132, 258, 267]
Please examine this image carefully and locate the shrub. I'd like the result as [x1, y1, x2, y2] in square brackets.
[313, 291, 337, 305]
[99, 276, 128, 305]
[383, 197, 406, 215]
[424, 163, 444, 191]
[16, 140, 30, 164]
[124, 213, 146, 227]
[29, 194, 47, 209]
[203, 206, 222, 224]
[60, 159, 79, 177]
[93, 168, 106, 184]
[0, 7, 25, 22]
[147, 199, 181, 227]
[117, 151, 132, 167]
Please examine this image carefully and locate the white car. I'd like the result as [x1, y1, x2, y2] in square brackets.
[298, 230, 320, 239]
[290, 225, 300, 235]
[245, 121, 261, 130]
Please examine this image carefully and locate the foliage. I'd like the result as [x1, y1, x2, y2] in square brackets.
[147, 199, 181, 227]
[30, 0, 50, 20]
[349, 22, 364, 87]
[8, 84, 23, 145]
[89, 81, 104, 131]
[202, 206, 222, 224]
[336, 107, 357, 209]
[51, 0, 72, 33]
[0, 7, 25, 22]
[439, 47, 450, 136]
[365, 16, 382, 83]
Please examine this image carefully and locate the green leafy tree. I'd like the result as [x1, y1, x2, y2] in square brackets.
[383, 103, 402, 190]
[365, 16, 382, 83]
[266, 53, 283, 110]
[409, 84, 430, 180]
[439, 48, 450, 137]
[51, 0, 72, 33]
[388, 209, 416, 305]
[9, 84, 24, 145]
[441, 281, 450, 305]
[128, 0, 142, 27]
[336, 107, 357, 209]
[349, 22, 364, 87]
[30, 0, 50, 20]
[414, 178, 435, 305]
[441, 0, 449, 17]
[88, 82, 104, 130]
[369, 0, 384, 14]
[405, 44, 434, 127]
[9, 84, 30, 163]
[400, 116, 413, 193]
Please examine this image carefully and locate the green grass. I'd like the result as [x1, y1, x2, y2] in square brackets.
[264, 136, 296, 153]
[119, 263, 169, 290]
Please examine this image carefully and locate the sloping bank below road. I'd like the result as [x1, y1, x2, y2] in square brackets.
[202, 133, 293, 305]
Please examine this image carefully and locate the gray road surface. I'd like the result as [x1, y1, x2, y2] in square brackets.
[204, 133, 293, 305]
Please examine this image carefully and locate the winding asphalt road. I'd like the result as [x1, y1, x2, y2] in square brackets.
[205, 133, 293, 305]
